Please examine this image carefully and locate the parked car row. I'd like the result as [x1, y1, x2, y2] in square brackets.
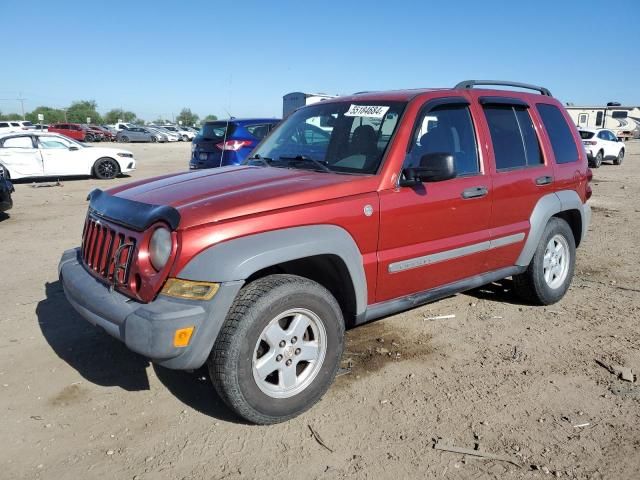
[0, 120, 36, 134]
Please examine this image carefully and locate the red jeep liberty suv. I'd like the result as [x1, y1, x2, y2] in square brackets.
[59, 80, 592, 424]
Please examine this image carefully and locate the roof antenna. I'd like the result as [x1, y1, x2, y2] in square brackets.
[219, 108, 234, 168]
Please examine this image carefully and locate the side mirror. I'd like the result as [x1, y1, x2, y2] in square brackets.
[69, 146, 79, 151]
[400, 152, 456, 186]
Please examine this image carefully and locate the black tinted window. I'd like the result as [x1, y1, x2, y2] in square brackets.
[406, 104, 480, 175]
[201, 122, 235, 140]
[484, 105, 542, 170]
[247, 124, 270, 139]
[579, 131, 594, 139]
[537, 104, 578, 164]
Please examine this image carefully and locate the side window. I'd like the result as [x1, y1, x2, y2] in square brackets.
[3, 136, 34, 148]
[597, 131, 607, 140]
[0, 122, 9, 128]
[39, 137, 71, 149]
[607, 131, 617, 142]
[483, 105, 542, 170]
[537, 104, 578, 164]
[405, 104, 480, 176]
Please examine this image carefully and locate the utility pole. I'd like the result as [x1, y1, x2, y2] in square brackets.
[17, 92, 26, 120]
[0, 95, 27, 119]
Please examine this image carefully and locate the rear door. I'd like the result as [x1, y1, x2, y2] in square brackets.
[377, 97, 492, 301]
[475, 97, 554, 271]
[0, 135, 43, 177]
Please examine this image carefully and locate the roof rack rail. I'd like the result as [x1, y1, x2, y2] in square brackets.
[454, 80, 552, 97]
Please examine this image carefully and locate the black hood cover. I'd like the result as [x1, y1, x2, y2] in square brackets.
[87, 189, 180, 231]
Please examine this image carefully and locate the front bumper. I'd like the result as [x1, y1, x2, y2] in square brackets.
[120, 159, 136, 173]
[58, 248, 242, 369]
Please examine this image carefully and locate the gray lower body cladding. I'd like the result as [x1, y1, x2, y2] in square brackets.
[58, 248, 242, 370]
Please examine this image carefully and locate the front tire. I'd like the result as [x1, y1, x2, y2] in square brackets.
[209, 274, 344, 424]
[150, 136, 157, 143]
[614, 149, 624, 165]
[592, 150, 603, 168]
[182, 135, 189, 142]
[93, 157, 120, 180]
[513, 217, 576, 305]
[120, 135, 129, 143]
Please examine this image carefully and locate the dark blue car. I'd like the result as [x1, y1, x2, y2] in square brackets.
[190, 118, 280, 169]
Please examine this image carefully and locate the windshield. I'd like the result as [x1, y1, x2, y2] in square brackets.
[248, 101, 406, 174]
[199, 122, 236, 141]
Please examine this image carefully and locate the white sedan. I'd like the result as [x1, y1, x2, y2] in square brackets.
[0, 132, 136, 180]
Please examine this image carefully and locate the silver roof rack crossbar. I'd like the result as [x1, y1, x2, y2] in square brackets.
[454, 80, 552, 97]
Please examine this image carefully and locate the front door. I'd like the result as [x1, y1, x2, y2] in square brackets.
[38, 135, 85, 176]
[377, 99, 492, 302]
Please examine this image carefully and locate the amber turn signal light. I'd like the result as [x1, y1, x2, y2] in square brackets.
[173, 327, 194, 348]
[161, 278, 220, 300]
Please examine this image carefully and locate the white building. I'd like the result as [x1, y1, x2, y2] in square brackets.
[282, 92, 337, 117]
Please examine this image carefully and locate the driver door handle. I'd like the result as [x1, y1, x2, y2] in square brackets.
[461, 186, 488, 199]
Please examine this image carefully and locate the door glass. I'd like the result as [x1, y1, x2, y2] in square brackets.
[484, 105, 542, 170]
[39, 137, 71, 149]
[405, 104, 480, 175]
[3, 136, 34, 148]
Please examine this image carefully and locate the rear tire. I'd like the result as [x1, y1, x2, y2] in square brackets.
[614, 149, 624, 165]
[120, 135, 129, 143]
[209, 274, 344, 424]
[513, 217, 576, 305]
[93, 157, 120, 180]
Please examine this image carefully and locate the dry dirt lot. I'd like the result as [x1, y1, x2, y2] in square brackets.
[1, 141, 639, 480]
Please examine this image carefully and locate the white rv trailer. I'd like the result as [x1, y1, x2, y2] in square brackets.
[565, 105, 640, 141]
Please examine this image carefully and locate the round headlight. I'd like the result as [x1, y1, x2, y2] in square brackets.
[149, 227, 172, 271]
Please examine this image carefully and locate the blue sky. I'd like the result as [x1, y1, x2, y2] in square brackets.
[1, 0, 638, 120]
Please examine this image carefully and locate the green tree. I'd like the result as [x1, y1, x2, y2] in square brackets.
[202, 114, 218, 123]
[104, 109, 139, 125]
[66, 100, 102, 124]
[0, 111, 23, 121]
[176, 108, 199, 127]
[25, 106, 66, 124]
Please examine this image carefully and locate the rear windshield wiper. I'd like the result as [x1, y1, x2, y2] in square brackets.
[279, 155, 332, 173]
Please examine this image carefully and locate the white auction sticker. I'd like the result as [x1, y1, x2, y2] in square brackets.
[344, 104, 390, 118]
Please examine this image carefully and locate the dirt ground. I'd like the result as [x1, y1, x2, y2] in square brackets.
[1, 140, 639, 480]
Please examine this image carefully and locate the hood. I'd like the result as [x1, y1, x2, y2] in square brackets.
[107, 166, 377, 230]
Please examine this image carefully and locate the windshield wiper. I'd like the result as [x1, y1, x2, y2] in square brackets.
[246, 154, 273, 167]
[279, 155, 332, 173]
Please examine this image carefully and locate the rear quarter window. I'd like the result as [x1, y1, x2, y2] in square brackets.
[536, 104, 578, 164]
